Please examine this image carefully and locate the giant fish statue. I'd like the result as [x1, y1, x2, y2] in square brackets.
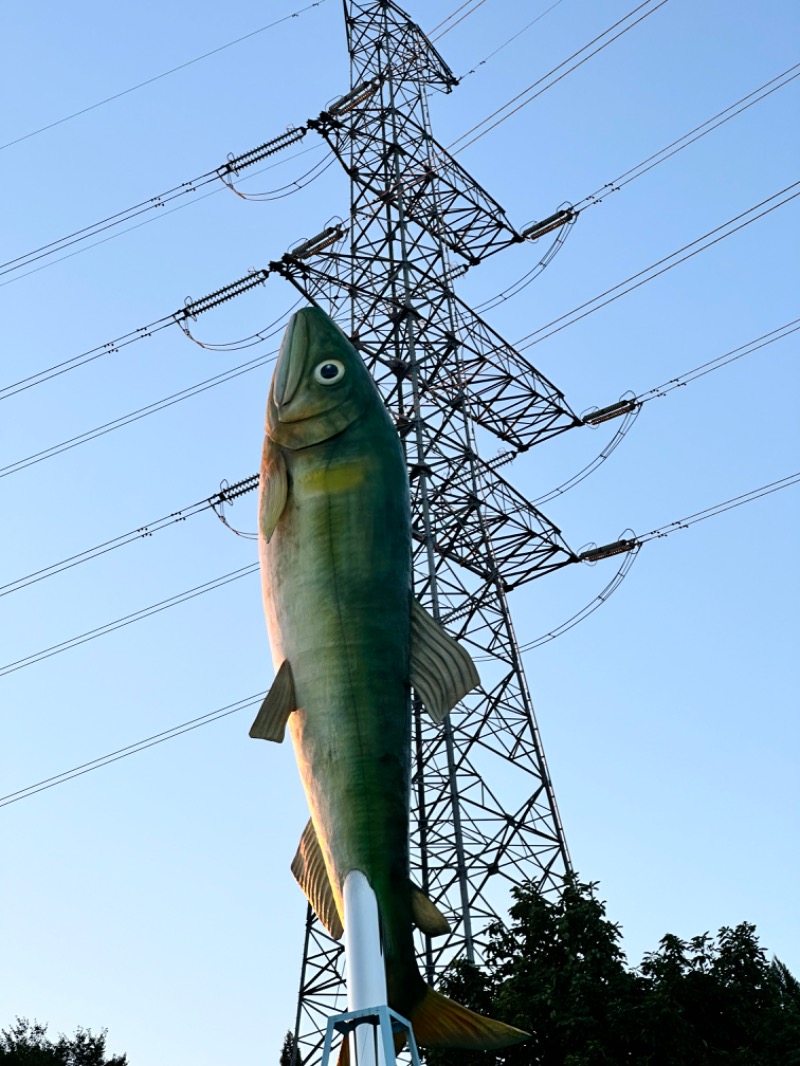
[251, 306, 528, 1058]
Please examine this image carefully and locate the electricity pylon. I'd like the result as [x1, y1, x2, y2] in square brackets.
[271, 3, 581, 1061]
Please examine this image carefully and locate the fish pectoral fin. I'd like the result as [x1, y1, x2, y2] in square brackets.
[410, 597, 480, 725]
[291, 819, 344, 941]
[260, 445, 288, 543]
[410, 883, 451, 937]
[248, 660, 296, 743]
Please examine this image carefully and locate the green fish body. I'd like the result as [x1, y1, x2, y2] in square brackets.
[252, 307, 528, 1055]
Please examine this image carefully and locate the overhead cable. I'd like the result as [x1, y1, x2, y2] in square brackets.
[478, 63, 800, 312]
[4, 472, 799, 809]
[429, 0, 489, 42]
[636, 473, 800, 544]
[515, 181, 800, 351]
[0, 136, 317, 285]
[3, 311, 789, 601]
[459, 0, 567, 79]
[476, 544, 641, 660]
[2, 39, 793, 298]
[0, 1, 328, 153]
[0, 694, 265, 809]
[5, 463, 797, 678]
[636, 317, 800, 404]
[0, 565, 259, 679]
[519, 470, 800, 654]
[532, 403, 641, 506]
[0, 269, 271, 402]
[0, 348, 279, 481]
[0, 474, 258, 599]
[449, 0, 670, 154]
[0, 143, 327, 291]
[573, 62, 800, 211]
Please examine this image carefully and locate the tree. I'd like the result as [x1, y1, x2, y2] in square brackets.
[0, 1019, 127, 1066]
[423, 877, 800, 1065]
[279, 1029, 302, 1066]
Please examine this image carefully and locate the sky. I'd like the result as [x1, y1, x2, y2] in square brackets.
[1, 0, 798, 1062]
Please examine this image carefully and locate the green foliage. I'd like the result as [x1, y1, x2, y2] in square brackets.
[423, 876, 800, 1066]
[279, 1029, 302, 1066]
[0, 1019, 126, 1066]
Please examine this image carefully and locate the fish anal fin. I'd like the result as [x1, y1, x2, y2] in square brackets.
[409, 987, 529, 1050]
[260, 444, 288, 542]
[291, 818, 343, 941]
[410, 598, 480, 725]
[410, 884, 451, 937]
[249, 660, 296, 743]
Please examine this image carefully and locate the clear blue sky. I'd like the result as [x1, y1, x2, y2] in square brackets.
[1, 1, 798, 1063]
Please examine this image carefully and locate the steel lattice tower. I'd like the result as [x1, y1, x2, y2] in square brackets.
[272, 3, 582, 1061]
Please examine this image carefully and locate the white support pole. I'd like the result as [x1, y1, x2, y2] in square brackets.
[343, 870, 389, 1066]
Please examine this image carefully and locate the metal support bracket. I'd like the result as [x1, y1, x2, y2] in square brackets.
[320, 1006, 421, 1066]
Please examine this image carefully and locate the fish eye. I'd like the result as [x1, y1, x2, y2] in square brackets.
[314, 360, 346, 385]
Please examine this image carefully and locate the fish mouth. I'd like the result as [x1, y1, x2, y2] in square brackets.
[273, 311, 308, 408]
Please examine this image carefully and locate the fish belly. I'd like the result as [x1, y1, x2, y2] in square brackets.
[261, 426, 413, 927]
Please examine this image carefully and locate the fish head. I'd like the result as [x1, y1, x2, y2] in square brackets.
[266, 306, 379, 449]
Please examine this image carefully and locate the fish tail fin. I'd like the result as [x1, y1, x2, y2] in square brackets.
[408, 986, 529, 1051]
[334, 990, 524, 1064]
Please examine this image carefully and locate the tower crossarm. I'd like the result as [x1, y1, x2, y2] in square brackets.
[310, 105, 526, 265]
[273, 249, 582, 450]
[409, 444, 577, 591]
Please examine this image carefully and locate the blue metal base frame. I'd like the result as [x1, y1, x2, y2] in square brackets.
[320, 1005, 421, 1066]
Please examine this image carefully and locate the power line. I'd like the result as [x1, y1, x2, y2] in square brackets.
[475, 62, 800, 311]
[636, 317, 800, 404]
[516, 180, 800, 351]
[573, 62, 800, 210]
[6, 458, 798, 679]
[0, 694, 265, 809]
[0, 314, 176, 402]
[459, 0, 568, 79]
[0, 565, 259, 679]
[0, 268, 271, 402]
[522, 316, 797, 507]
[481, 543, 640, 659]
[430, 0, 489, 42]
[637, 473, 800, 544]
[516, 469, 800, 654]
[0, 143, 328, 291]
[2, 69, 790, 405]
[0, 474, 258, 599]
[4, 471, 797, 809]
[0, 1, 669, 290]
[449, 0, 670, 154]
[532, 403, 641, 506]
[1, 24, 791, 307]
[0, 348, 279, 482]
[0, 138, 319, 285]
[2, 310, 789, 551]
[0, 1, 328, 153]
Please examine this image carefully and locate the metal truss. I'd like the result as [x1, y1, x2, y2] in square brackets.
[282, 3, 578, 1062]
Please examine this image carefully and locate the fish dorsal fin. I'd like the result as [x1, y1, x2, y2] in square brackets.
[291, 819, 344, 941]
[260, 444, 288, 543]
[410, 598, 480, 725]
[410, 883, 451, 937]
[249, 660, 296, 743]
